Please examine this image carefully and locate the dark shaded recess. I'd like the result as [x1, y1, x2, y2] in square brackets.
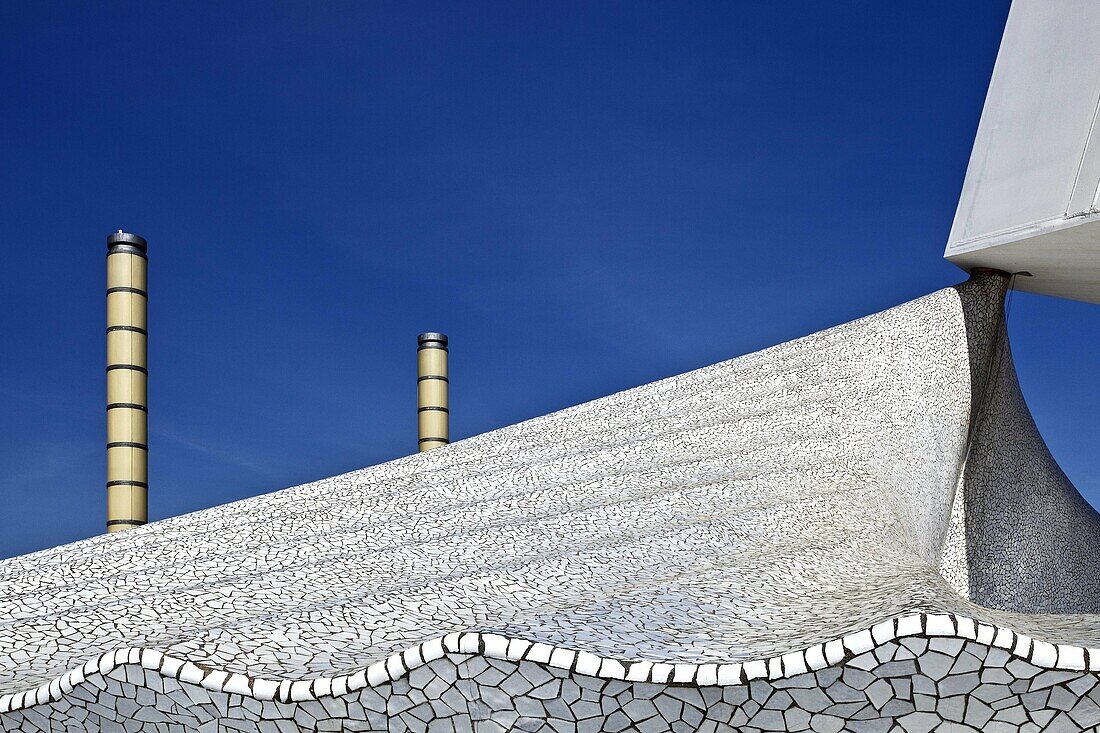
[954, 271, 1100, 614]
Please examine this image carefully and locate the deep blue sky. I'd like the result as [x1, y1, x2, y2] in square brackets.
[1, 1, 1097, 559]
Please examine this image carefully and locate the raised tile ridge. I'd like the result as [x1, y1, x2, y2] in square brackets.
[3, 612, 1098, 713]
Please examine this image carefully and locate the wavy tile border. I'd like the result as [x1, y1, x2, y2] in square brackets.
[2, 612, 1098, 714]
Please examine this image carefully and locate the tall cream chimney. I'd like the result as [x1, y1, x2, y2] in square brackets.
[106, 231, 148, 532]
[417, 332, 448, 451]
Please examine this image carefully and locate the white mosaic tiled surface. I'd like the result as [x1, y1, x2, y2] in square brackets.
[2, 271, 1099, 731]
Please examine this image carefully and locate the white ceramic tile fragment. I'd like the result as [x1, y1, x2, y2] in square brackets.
[649, 662, 674, 683]
[871, 620, 895, 644]
[925, 615, 955, 637]
[525, 643, 553, 665]
[993, 628, 1015, 650]
[251, 678, 279, 700]
[743, 660, 767, 681]
[1056, 645, 1086, 671]
[223, 673, 251, 696]
[805, 645, 828, 671]
[624, 661, 651, 682]
[574, 651, 601, 677]
[202, 670, 228, 692]
[505, 638, 531, 661]
[384, 653, 405, 680]
[843, 630, 874, 655]
[1029, 640, 1057, 668]
[781, 651, 807, 676]
[365, 662, 388, 687]
[955, 617, 977, 640]
[481, 634, 508, 659]
[1013, 634, 1033, 658]
[177, 663, 204, 685]
[672, 663, 695, 683]
[330, 675, 348, 698]
[421, 637, 446, 663]
[288, 680, 313, 702]
[695, 663, 718, 686]
[895, 615, 922, 638]
[716, 663, 742, 685]
[598, 658, 626, 680]
[824, 640, 846, 665]
[458, 634, 479, 654]
[548, 648, 575, 671]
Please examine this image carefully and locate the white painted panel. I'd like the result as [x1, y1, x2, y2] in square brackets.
[945, 0, 1100, 304]
[1067, 96, 1100, 217]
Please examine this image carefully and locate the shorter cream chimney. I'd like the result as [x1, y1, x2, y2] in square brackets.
[417, 333, 448, 451]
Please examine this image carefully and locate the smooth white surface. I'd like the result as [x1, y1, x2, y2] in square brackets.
[946, 0, 1100, 303]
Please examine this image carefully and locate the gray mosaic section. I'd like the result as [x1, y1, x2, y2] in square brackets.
[938, 271, 1100, 613]
[950, 328, 1100, 614]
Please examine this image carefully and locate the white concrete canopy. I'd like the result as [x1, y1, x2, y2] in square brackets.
[946, 0, 1100, 304]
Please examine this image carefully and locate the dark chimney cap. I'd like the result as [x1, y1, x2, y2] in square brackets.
[418, 332, 448, 350]
[107, 230, 147, 253]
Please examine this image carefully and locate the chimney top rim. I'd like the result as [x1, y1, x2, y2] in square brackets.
[418, 332, 448, 346]
[107, 231, 147, 252]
